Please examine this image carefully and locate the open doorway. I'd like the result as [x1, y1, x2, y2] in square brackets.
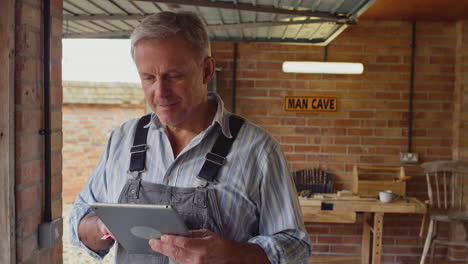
[61, 38, 145, 263]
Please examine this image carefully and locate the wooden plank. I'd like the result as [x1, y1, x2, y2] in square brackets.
[0, 0, 15, 263]
[300, 197, 427, 214]
[371, 213, 384, 264]
[309, 255, 361, 264]
[361, 213, 371, 264]
[302, 207, 357, 223]
[356, 180, 406, 197]
[401, 260, 462, 264]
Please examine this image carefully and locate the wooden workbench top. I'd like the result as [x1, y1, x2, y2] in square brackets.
[299, 196, 426, 214]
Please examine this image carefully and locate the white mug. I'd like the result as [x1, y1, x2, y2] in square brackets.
[379, 190, 393, 203]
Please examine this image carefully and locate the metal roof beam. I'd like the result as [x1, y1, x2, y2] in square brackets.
[64, 31, 133, 38]
[62, 18, 344, 38]
[63, 30, 328, 44]
[64, 14, 146, 21]
[209, 18, 341, 30]
[133, 0, 349, 20]
[64, 14, 352, 28]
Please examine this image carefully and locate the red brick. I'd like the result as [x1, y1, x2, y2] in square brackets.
[15, 81, 43, 105]
[16, 1, 41, 28]
[317, 236, 343, 244]
[16, 184, 40, 213]
[15, 56, 41, 83]
[295, 127, 321, 135]
[330, 245, 360, 254]
[15, 25, 40, 57]
[238, 107, 264, 117]
[377, 55, 401, 63]
[240, 71, 269, 79]
[16, 210, 41, 239]
[310, 136, 334, 145]
[15, 132, 42, 160]
[349, 111, 374, 118]
[295, 145, 320, 153]
[281, 136, 307, 144]
[311, 245, 330, 252]
[16, 159, 42, 186]
[335, 137, 360, 145]
[17, 235, 38, 263]
[347, 128, 373, 136]
[15, 109, 42, 133]
[321, 146, 347, 153]
[286, 154, 306, 162]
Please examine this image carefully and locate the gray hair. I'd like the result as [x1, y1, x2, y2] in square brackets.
[130, 11, 211, 61]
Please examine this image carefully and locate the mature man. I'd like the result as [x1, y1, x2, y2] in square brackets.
[69, 11, 311, 264]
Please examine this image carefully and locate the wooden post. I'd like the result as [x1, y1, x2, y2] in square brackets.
[0, 0, 15, 263]
[361, 213, 371, 264]
[372, 213, 384, 264]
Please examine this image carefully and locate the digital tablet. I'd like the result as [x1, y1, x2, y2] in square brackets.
[90, 203, 190, 254]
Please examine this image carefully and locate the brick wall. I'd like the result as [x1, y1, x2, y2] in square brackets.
[62, 104, 146, 203]
[213, 20, 458, 263]
[14, 0, 63, 263]
[62, 82, 145, 203]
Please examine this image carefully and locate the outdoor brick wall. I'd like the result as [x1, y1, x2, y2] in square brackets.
[62, 81, 145, 203]
[212, 20, 461, 263]
[14, 0, 63, 263]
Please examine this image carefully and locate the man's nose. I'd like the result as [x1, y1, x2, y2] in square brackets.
[151, 79, 170, 97]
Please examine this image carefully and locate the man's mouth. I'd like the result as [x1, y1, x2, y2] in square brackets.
[158, 102, 178, 108]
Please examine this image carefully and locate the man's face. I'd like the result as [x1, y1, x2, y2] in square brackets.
[134, 32, 212, 128]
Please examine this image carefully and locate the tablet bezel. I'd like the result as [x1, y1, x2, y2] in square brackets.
[90, 202, 190, 254]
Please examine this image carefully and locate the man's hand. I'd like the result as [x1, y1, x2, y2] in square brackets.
[78, 214, 114, 252]
[148, 229, 270, 264]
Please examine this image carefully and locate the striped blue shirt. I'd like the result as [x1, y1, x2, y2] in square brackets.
[69, 93, 312, 263]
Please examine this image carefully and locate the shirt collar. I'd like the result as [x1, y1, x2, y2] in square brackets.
[143, 92, 233, 138]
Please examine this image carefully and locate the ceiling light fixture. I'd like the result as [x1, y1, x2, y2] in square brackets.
[282, 61, 364, 74]
[282, 45, 364, 75]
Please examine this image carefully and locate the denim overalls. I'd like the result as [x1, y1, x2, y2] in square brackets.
[114, 114, 244, 264]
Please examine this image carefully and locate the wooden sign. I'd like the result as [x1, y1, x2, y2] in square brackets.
[284, 96, 337, 112]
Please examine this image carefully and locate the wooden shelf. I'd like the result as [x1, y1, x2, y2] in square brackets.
[309, 256, 361, 264]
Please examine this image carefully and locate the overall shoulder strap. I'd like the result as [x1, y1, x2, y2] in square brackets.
[128, 113, 152, 173]
[197, 115, 245, 184]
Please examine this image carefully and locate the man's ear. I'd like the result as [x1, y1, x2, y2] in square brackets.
[202, 56, 216, 84]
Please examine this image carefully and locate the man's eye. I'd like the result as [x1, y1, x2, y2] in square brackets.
[167, 74, 183, 79]
[141, 75, 154, 81]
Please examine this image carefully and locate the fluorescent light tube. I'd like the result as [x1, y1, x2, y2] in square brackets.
[282, 61, 364, 74]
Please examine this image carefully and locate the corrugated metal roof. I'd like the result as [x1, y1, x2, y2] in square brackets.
[63, 0, 376, 44]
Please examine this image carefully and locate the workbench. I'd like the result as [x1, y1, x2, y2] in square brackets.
[300, 196, 427, 264]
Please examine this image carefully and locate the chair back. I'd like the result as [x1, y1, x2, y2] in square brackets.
[421, 160, 468, 214]
[292, 168, 334, 194]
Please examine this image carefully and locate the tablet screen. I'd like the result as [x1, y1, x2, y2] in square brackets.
[90, 203, 190, 254]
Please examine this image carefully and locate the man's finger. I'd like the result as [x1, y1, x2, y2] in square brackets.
[149, 239, 189, 262]
[162, 234, 207, 250]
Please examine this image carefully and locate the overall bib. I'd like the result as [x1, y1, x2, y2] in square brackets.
[114, 114, 244, 264]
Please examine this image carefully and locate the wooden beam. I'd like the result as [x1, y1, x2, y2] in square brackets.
[309, 256, 361, 264]
[0, 0, 15, 263]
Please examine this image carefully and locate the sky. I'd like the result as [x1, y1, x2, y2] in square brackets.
[62, 39, 140, 83]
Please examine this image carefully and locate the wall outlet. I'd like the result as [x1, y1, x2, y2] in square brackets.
[39, 218, 62, 248]
[400, 152, 419, 163]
